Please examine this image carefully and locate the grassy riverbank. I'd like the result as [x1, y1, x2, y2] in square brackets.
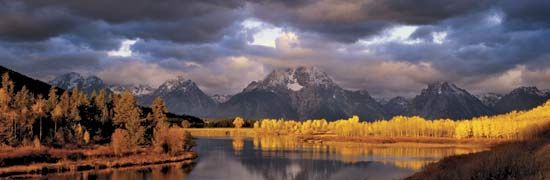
[0, 146, 197, 178]
[406, 126, 550, 180]
[185, 128, 257, 137]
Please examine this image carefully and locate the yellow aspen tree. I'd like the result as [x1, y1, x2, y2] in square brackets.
[233, 117, 244, 129]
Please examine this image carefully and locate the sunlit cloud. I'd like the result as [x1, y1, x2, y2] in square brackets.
[486, 10, 504, 26]
[107, 39, 138, 57]
[432, 31, 447, 44]
[242, 19, 283, 48]
[358, 25, 422, 45]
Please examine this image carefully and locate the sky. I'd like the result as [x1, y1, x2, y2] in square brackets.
[0, 0, 550, 98]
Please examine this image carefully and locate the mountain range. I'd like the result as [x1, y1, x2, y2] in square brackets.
[47, 66, 550, 121]
[0, 65, 203, 125]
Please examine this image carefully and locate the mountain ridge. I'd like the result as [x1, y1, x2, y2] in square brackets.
[47, 67, 550, 121]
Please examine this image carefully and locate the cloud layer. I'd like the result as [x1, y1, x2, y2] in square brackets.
[0, 0, 549, 97]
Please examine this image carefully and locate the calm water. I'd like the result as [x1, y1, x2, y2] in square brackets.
[48, 136, 486, 180]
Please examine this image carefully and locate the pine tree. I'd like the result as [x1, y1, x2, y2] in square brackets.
[58, 91, 70, 119]
[69, 88, 82, 122]
[1, 73, 14, 98]
[0, 73, 15, 144]
[113, 90, 143, 147]
[151, 97, 169, 149]
[151, 97, 168, 124]
[13, 86, 33, 143]
[94, 89, 109, 123]
[47, 87, 58, 112]
[32, 95, 47, 141]
[52, 104, 63, 134]
[0, 88, 11, 144]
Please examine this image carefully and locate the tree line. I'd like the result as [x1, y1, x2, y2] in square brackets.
[0, 73, 193, 154]
[253, 100, 550, 139]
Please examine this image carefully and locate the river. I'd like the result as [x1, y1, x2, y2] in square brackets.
[47, 136, 486, 180]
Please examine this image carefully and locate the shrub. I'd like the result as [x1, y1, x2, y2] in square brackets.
[157, 128, 196, 155]
[111, 129, 130, 155]
[181, 120, 191, 128]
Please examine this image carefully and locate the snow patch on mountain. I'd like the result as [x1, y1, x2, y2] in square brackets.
[287, 82, 303, 91]
[109, 84, 155, 96]
[211, 94, 232, 103]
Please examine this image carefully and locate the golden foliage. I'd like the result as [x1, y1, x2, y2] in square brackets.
[254, 101, 550, 140]
[111, 128, 130, 155]
[233, 117, 244, 128]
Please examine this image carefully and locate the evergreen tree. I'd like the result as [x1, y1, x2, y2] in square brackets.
[69, 88, 82, 122]
[13, 86, 33, 144]
[31, 95, 47, 141]
[0, 88, 11, 144]
[58, 91, 70, 119]
[0, 73, 15, 144]
[46, 87, 58, 112]
[52, 104, 63, 134]
[113, 90, 143, 147]
[151, 97, 169, 148]
[1, 73, 14, 98]
[94, 89, 109, 123]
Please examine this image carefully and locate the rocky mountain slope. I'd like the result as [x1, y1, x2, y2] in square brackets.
[493, 86, 550, 113]
[383, 96, 413, 117]
[49, 72, 106, 94]
[217, 67, 386, 121]
[138, 76, 217, 117]
[477, 93, 503, 108]
[410, 82, 494, 120]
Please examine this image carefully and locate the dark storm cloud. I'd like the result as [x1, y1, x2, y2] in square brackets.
[1, 0, 550, 96]
[0, 38, 103, 79]
[499, 0, 550, 29]
[0, 1, 79, 41]
[130, 22, 250, 65]
[0, 0, 247, 43]
[379, 3, 550, 76]
[249, 0, 493, 42]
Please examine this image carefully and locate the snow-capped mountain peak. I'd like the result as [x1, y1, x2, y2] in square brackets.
[244, 66, 334, 92]
[510, 86, 545, 97]
[50, 72, 107, 93]
[424, 81, 467, 96]
[50, 72, 85, 90]
[157, 76, 198, 93]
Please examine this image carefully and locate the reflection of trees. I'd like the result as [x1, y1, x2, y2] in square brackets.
[150, 163, 194, 180]
[59, 137, 486, 179]
[250, 136, 486, 170]
[232, 137, 244, 154]
[46, 162, 196, 180]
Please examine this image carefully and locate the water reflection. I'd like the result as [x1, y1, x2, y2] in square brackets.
[47, 162, 195, 180]
[47, 136, 487, 180]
